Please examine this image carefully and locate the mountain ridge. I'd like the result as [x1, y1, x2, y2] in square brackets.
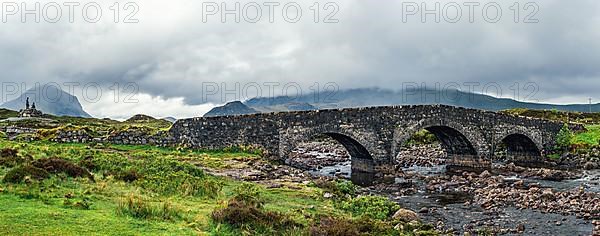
[1, 85, 92, 118]
[206, 88, 599, 117]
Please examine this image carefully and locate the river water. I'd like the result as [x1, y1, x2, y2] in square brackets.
[309, 161, 598, 235]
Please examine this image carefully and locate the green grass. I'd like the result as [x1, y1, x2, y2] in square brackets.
[0, 112, 173, 140]
[0, 136, 437, 235]
[0, 139, 356, 235]
[502, 108, 600, 124]
[0, 109, 19, 120]
[0, 194, 196, 236]
[403, 129, 438, 146]
[572, 125, 600, 147]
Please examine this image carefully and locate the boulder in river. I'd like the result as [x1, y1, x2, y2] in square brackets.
[392, 209, 420, 222]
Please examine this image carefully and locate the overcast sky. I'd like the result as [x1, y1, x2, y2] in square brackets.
[1, 0, 599, 119]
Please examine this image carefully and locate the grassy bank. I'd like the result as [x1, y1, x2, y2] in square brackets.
[503, 109, 600, 151]
[0, 139, 435, 235]
[572, 125, 600, 147]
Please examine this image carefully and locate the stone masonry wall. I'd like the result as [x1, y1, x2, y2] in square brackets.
[169, 105, 566, 167]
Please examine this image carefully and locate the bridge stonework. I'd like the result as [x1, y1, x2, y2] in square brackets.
[169, 105, 563, 184]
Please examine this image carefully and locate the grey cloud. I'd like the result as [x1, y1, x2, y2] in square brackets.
[1, 0, 599, 107]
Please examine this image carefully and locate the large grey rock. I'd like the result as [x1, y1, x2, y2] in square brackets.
[392, 209, 420, 222]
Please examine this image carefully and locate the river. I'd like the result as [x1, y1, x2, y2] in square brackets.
[309, 160, 599, 235]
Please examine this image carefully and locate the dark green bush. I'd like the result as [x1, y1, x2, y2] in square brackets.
[212, 182, 299, 233]
[211, 198, 298, 232]
[0, 148, 28, 168]
[78, 156, 97, 171]
[405, 129, 438, 146]
[32, 158, 94, 181]
[231, 182, 265, 207]
[309, 217, 360, 236]
[116, 169, 141, 183]
[555, 124, 573, 152]
[3, 165, 50, 183]
[340, 196, 401, 220]
[309, 216, 399, 236]
[0, 148, 18, 158]
[310, 178, 357, 197]
[335, 180, 358, 196]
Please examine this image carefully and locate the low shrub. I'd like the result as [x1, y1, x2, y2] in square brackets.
[116, 193, 182, 221]
[310, 178, 357, 197]
[116, 169, 141, 183]
[555, 124, 573, 152]
[335, 180, 358, 196]
[0, 148, 28, 168]
[211, 198, 298, 232]
[32, 158, 94, 181]
[310, 216, 396, 236]
[77, 153, 220, 197]
[3, 165, 50, 183]
[405, 129, 438, 146]
[212, 182, 299, 233]
[0, 148, 18, 158]
[309, 217, 360, 236]
[78, 156, 97, 172]
[340, 196, 401, 220]
[231, 182, 265, 207]
[222, 145, 264, 156]
[310, 216, 433, 236]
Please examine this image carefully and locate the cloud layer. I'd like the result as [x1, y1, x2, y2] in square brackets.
[1, 0, 599, 118]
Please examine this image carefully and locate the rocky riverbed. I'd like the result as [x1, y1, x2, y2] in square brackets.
[286, 140, 350, 172]
[201, 141, 599, 235]
[396, 144, 448, 167]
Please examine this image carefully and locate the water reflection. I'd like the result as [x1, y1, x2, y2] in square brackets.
[351, 171, 375, 186]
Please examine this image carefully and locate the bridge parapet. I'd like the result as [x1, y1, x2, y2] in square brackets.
[170, 105, 565, 184]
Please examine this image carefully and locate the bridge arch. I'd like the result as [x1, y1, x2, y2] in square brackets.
[499, 133, 541, 157]
[279, 126, 378, 185]
[494, 126, 544, 156]
[393, 118, 488, 158]
[494, 126, 544, 159]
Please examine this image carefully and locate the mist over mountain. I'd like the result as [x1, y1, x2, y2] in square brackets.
[162, 117, 177, 123]
[1, 85, 92, 118]
[208, 88, 600, 117]
[204, 101, 258, 117]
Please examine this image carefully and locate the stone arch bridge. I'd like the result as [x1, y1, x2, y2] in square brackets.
[170, 105, 564, 184]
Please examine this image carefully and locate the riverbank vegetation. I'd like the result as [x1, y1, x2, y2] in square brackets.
[0, 139, 436, 235]
[504, 109, 600, 150]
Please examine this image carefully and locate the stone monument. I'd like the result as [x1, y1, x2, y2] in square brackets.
[18, 97, 43, 118]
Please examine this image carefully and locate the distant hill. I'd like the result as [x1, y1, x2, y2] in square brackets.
[204, 101, 258, 117]
[246, 88, 600, 112]
[125, 114, 172, 128]
[126, 114, 159, 123]
[1, 85, 91, 118]
[0, 109, 19, 120]
[162, 117, 177, 123]
[251, 102, 316, 113]
[206, 88, 600, 117]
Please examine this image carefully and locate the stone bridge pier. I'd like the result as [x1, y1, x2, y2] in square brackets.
[170, 105, 564, 185]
